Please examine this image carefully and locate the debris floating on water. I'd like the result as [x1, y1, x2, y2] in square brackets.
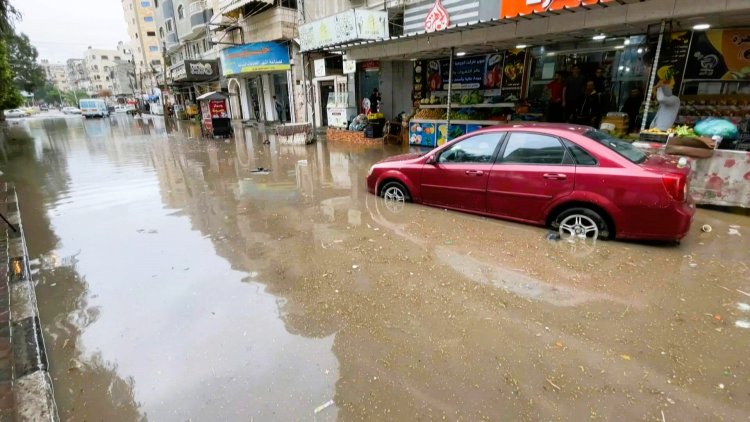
[314, 399, 334, 414]
[701, 224, 712, 233]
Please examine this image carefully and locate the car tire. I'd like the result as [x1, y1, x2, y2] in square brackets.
[553, 207, 611, 240]
[380, 181, 411, 202]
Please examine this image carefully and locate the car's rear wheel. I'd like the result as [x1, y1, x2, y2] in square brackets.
[554, 207, 610, 241]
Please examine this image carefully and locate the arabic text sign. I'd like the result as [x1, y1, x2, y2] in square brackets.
[220, 42, 290, 76]
[501, 0, 613, 18]
[299, 9, 388, 52]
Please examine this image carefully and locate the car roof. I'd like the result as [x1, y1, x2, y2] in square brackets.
[480, 122, 593, 134]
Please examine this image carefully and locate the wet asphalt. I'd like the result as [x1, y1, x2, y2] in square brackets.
[0, 113, 749, 421]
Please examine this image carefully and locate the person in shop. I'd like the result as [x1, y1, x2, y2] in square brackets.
[563, 65, 585, 122]
[369, 88, 381, 114]
[650, 80, 681, 131]
[545, 72, 565, 123]
[593, 67, 607, 93]
[622, 86, 644, 133]
[273, 95, 283, 122]
[573, 81, 602, 127]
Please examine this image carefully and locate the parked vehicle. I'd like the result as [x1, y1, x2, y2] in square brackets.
[3, 109, 28, 118]
[366, 123, 695, 242]
[40, 104, 49, 111]
[62, 107, 82, 115]
[79, 99, 109, 118]
[114, 105, 137, 115]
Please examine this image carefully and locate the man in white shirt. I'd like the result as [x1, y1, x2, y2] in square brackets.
[650, 81, 680, 131]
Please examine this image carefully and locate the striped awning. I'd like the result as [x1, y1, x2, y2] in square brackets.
[218, 0, 272, 18]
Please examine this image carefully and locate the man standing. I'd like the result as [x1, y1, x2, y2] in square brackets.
[563, 65, 585, 122]
[573, 81, 602, 128]
[369, 88, 381, 114]
[546, 72, 565, 123]
[273, 95, 283, 122]
[650, 80, 680, 131]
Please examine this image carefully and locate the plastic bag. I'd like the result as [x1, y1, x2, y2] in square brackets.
[694, 118, 739, 140]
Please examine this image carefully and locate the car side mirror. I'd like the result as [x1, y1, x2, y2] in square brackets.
[426, 155, 436, 165]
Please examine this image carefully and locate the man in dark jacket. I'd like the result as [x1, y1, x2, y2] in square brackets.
[573, 81, 602, 127]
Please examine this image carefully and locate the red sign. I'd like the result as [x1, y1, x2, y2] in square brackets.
[424, 0, 450, 33]
[360, 60, 380, 72]
[209, 100, 228, 118]
[501, 0, 612, 18]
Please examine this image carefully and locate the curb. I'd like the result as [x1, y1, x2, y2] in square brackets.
[1, 183, 58, 421]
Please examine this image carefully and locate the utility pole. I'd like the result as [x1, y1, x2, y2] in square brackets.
[162, 42, 171, 127]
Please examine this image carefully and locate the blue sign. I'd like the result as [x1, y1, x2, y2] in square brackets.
[220, 42, 290, 76]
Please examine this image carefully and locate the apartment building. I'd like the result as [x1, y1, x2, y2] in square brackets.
[121, 0, 163, 75]
[66, 59, 91, 94]
[40, 60, 71, 92]
[83, 46, 124, 95]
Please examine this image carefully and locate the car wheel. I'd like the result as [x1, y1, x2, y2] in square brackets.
[554, 207, 610, 241]
[381, 181, 410, 202]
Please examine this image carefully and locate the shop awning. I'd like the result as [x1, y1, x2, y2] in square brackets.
[218, 0, 272, 18]
[196, 91, 229, 101]
[341, 0, 750, 61]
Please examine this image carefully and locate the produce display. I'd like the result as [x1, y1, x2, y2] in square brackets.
[414, 108, 445, 119]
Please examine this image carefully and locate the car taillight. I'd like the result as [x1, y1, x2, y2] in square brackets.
[662, 174, 686, 202]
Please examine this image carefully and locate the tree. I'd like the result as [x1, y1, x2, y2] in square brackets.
[0, 0, 20, 37]
[0, 36, 21, 114]
[6, 32, 45, 93]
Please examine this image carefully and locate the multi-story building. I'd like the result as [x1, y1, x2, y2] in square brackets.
[83, 46, 124, 95]
[40, 59, 71, 92]
[121, 0, 163, 76]
[66, 58, 91, 94]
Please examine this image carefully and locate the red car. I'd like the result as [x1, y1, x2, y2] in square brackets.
[367, 123, 695, 241]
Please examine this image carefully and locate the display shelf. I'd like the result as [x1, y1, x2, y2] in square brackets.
[418, 103, 515, 109]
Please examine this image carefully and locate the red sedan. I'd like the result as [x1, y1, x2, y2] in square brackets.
[366, 124, 695, 241]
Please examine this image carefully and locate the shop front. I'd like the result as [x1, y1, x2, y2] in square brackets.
[220, 41, 294, 123]
[169, 59, 222, 119]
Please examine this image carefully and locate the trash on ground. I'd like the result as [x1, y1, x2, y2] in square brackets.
[737, 302, 750, 312]
[314, 399, 334, 414]
[701, 224, 712, 232]
[728, 228, 741, 236]
[620, 354, 631, 360]
[250, 167, 270, 174]
[735, 320, 750, 329]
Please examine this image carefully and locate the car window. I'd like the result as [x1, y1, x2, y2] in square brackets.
[438, 133, 503, 164]
[563, 139, 598, 165]
[81, 100, 93, 108]
[583, 130, 646, 164]
[501, 132, 567, 165]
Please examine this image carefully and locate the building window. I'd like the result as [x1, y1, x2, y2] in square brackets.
[144, 16, 154, 22]
[149, 46, 159, 52]
[147, 31, 156, 36]
[154, 0, 158, 7]
[101, 55, 109, 60]
[165, 19, 173, 32]
[141, 1, 151, 6]
[177, 5, 184, 19]
[114, 56, 121, 60]
[159, 27, 164, 38]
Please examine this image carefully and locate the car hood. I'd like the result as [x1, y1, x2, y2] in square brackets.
[376, 152, 425, 164]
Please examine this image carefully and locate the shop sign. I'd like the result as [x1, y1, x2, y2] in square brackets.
[501, 0, 612, 19]
[684, 29, 750, 81]
[654, 32, 691, 91]
[404, 0, 480, 35]
[314, 59, 326, 77]
[360, 60, 380, 72]
[220, 42, 290, 76]
[172, 60, 220, 82]
[501, 49, 526, 90]
[343, 59, 356, 74]
[209, 99, 228, 118]
[415, 50, 528, 92]
[299, 9, 388, 52]
[424, 0, 450, 33]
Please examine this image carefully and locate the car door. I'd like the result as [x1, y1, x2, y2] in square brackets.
[486, 131, 575, 223]
[420, 132, 505, 212]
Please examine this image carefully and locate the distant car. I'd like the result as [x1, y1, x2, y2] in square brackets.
[367, 123, 695, 242]
[79, 99, 109, 118]
[4, 109, 28, 118]
[114, 105, 128, 113]
[62, 107, 82, 115]
[40, 104, 49, 111]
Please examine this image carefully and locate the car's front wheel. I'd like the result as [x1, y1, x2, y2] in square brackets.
[554, 207, 611, 241]
[381, 181, 410, 203]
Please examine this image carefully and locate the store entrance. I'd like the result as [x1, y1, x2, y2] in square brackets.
[358, 71, 379, 113]
[319, 81, 334, 126]
[247, 77, 265, 122]
[272, 73, 290, 122]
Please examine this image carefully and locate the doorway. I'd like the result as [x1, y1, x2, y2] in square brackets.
[358, 71, 379, 113]
[247, 76, 265, 121]
[272, 73, 290, 122]
[319, 81, 334, 126]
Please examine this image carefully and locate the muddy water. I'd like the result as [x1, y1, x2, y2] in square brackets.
[1, 115, 749, 420]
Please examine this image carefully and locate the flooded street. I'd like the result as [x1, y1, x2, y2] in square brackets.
[1, 114, 749, 420]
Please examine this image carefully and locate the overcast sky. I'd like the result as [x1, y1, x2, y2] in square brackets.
[15, 0, 130, 64]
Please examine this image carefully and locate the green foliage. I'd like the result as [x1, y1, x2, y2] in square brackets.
[0, 36, 21, 110]
[6, 32, 45, 93]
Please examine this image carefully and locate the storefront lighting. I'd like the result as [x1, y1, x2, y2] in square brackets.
[592, 34, 606, 41]
[624, 39, 631, 45]
[516, 44, 528, 49]
[693, 23, 710, 30]
[637, 48, 644, 54]
[456, 51, 466, 57]
[625, 67, 631, 72]
[614, 45, 625, 49]
[546, 52, 556, 56]
[618, 65, 625, 71]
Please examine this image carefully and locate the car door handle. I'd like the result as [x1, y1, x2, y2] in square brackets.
[465, 170, 484, 176]
[543, 173, 567, 180]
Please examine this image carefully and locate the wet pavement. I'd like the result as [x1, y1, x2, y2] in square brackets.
[1, 114, 749, 420]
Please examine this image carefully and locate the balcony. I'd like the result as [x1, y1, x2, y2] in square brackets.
[186, 1, 211, 39]
[240, 6, 297, 43]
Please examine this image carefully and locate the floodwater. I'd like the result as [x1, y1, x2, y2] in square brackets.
[1, 114, 749, 420]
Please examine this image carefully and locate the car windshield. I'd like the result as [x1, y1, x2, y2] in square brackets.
[583, 130, 647, 164]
